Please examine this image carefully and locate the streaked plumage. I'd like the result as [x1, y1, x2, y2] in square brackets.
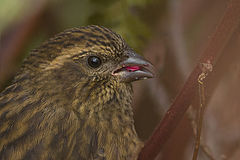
[0, 25, 154, 160]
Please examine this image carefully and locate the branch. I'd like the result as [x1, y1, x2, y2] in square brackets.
[138, 0, 240, 159]
[188, 106, 215, 160]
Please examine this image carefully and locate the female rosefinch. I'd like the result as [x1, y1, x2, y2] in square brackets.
[0, 25, 155, 160]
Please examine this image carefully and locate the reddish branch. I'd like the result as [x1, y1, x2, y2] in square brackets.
[138, 0, 240, 159]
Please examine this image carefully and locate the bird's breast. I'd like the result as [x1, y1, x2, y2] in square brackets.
[76, 105, 143, 160]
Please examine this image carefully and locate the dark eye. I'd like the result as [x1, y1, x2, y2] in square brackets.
[87, 56, 102, 68]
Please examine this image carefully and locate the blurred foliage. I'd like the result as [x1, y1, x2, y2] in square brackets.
[48, 0, 159, 52]
[86, 0, 152, 52]
[0, 0, 31, 32]
[0, 0, 166, 53]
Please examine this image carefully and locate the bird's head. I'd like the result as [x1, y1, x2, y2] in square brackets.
[25, 25, 155, 85]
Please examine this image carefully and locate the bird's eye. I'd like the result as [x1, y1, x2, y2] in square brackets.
[87, 56, 102, 68]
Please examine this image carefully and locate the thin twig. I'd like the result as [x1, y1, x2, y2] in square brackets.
[192, 62, 213, 160]
[138, 0, 240, 159]
[188, 106, 215, 160]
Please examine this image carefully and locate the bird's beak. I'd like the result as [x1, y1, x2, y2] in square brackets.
[112, 51, 156, 82]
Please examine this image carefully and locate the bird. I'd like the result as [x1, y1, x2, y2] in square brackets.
[0, 25, 155, 160]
